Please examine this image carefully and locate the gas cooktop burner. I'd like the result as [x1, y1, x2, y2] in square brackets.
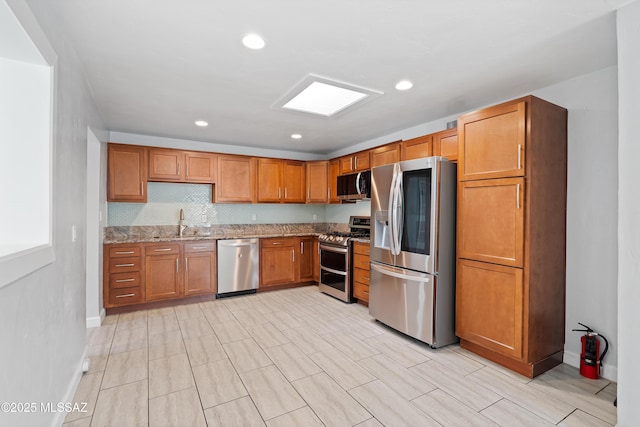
[318, 216, 370, 246]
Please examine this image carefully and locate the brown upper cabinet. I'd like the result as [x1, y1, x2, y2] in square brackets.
[216, 154, 256, 203]
[458, 101, 526, 181]
[306, 161, 329, 203]
[148, 148, 217, 183]
[370, 141, 401, 167]
[328, 159, 341, 204]
[433, 128, 458, 161]
[401, 135, 433, 161]
[257, 158, 306, 203]
[108, 143, 147, 202]
[339, 151, 370, 174]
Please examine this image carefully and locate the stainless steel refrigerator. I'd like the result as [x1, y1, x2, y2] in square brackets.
[370, 156, 457, 348]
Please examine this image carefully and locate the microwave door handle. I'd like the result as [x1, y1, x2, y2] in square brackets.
[356, 171, 362, 195]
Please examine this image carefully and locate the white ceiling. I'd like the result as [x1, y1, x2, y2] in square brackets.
[51, 0, 627, 154]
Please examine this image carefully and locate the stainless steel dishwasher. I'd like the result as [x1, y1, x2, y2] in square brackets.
[217, 238, 259, 297]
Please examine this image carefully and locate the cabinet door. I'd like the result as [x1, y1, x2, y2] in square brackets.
[401, 135, 432, 161]
[260, 246, 296, 286]
[185, 152, 217, 183]
[339, 156, 354, 174]
[370, 142, 400, 167]
[328, 160, 341, 204]
[456, 259, 524, 359]
[257, 158, 283, 202]
[108, 144, 147, 202]
[148, 149, 184, 181]
[458, 178, 525, 267]
[283, 161, 306, 203]
[184, 252, 216, 296]
[145, 254, 181, 301]
[216, 155, 256, 203]
[459, 101, 526, 181]
[433, 129, 458, 161]
[353, 151, 370, 171]
[306, 161, 328, 203]
[298, 237, 314, 282]
[313, 237, 320, 282]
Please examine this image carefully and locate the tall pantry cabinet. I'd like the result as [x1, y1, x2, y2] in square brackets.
[455, 96, 568, 378]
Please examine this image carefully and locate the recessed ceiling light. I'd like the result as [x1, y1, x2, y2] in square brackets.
[242, 33, 265, 50]
[395, 80, 413, 91]
[195, 120, 208, 127]
[291, 134, 302, 140]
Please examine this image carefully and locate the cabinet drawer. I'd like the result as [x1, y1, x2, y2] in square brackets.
[184, 241, 216, 253]
[353, 241, 370, 256]
[109, 286, 144, 306]
[353, 281, 369, 302]
[109, 257, 141, 273]
[109, 245, 142, 258]
[261, 237, 295, 248]
[145, 243, 180, 255]
[353, 267, 370, 285]
[110, 272, 141, 289]
[353, 254, 370, 270]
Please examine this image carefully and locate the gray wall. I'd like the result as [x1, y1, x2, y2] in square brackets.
[616, 1, 640, 424]
[0, 0, 107, 426]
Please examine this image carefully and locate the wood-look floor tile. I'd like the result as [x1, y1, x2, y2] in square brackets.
[63, 372, 102, 423]
[451, 346, 532, 384]
[110, 326, 147, 354]
[411, 361, 501, 411]
[409, 344, 484, 376]
[310, 348, 376, 390]
[559, 409, 615, 427]
[87, 324, 116, 347]
[353, 418, 383, 427]
[184, 334, 227, 367]
[102, 314, 119, 325]
[203, 396, 265, 427]
[481, 398, 555, 426]
[468, 367, 574, 424]
[192, 358, 247, 408]
[265, 406, 324, 427]
[148, 329, 185, 361]
[62, 416, 91, 427]
[101, 348, 148, 390]
[240, 365, 306, 420]
[364, 334, 428, 368]
[322, 331, 379, 361]
[411, 389, 498, 427]
[116, 311, 147, 331]
[222, 295, 256, 311]
[349, 379, 440, 427]
[282, 327, 333, 355]
[292, 373, 371, 427]
[146, 306, 175, 318]
[264, 343, 323, 381]
[87, 343, 110, 373]
[264, 311, 304, 331]
[202, 304, 235, 323]
[147, 313, 179, 336]
[246, 322, 290, 349]
[148, 387, 206, 427]
[174, 302, 204, 321]
[547, 363, 611, 394]
[223, 338, 272, 373]
[211, 319, 251, 343]
[597, 383, 617, 403]
[148, 353, 195, 398]
[359, 354, 437, 400]
[233, 308, 269, 327]
[177, 316, 214, 339]
[298, 314, 341, 335]
[91, 379, 148, 427]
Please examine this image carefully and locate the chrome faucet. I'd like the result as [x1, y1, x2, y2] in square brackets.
[179, 208, 187, 237]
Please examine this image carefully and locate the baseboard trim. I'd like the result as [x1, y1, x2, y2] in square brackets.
[86, 308, 106, 328]
[51, 345, 88, 427]
[564, 349, 618, 382]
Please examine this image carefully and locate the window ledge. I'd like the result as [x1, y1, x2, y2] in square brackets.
[0, 244, 55, 289]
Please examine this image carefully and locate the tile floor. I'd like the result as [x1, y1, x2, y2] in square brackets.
[66, 286, 617, 427]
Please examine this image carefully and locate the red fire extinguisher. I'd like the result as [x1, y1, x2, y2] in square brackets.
[572, 323, 609, 380]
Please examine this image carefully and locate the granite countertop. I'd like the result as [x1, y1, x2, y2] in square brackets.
[103, 223, 349, 245]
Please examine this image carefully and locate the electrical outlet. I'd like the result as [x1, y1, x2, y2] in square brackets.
[251, 213, 257, 221]
[313, 214, 318, 221]
[201, 214, 207, 222]
[71, 225, 77, 243]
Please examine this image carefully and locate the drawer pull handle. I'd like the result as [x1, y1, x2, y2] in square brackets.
[191, 246, 208, 250]
[115, 251, 135, 255]
[115, 293, 136, 298]
[272, 242, 283, 245]
[154, 248, 172, 252]
[115, 278, 135, 283]
[115, 263, 135, 267]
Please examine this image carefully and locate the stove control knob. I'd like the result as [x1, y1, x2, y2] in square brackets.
[336, 236, 343, 243]
[328, 235, 334, 241]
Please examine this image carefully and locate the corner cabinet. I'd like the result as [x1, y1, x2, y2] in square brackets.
[456, 96, 567, 378]
[108, 144, 147, 202]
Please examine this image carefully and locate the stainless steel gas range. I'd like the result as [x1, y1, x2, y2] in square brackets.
[318, 216, 370, 303]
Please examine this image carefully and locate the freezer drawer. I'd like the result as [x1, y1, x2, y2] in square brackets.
[369, 262, 456, 348]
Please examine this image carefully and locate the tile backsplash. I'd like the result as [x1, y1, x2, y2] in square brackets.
[107, 182, 371, 226]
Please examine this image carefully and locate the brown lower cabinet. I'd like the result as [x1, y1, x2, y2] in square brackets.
[352, 241, 370, 303]
[104, 241, 217, 308]
[260, 236, 316, 288]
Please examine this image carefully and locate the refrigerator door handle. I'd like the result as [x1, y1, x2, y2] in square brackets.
[371, 262, 432, 283]
[393, 169, 403, 255]
[387, 165, 398, 255]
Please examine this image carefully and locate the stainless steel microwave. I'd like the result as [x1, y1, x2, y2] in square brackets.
[337, 170, 371, 201]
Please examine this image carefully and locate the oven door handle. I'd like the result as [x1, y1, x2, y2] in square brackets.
[320, 266, 347, 276]
[319, 244, 348, 254]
